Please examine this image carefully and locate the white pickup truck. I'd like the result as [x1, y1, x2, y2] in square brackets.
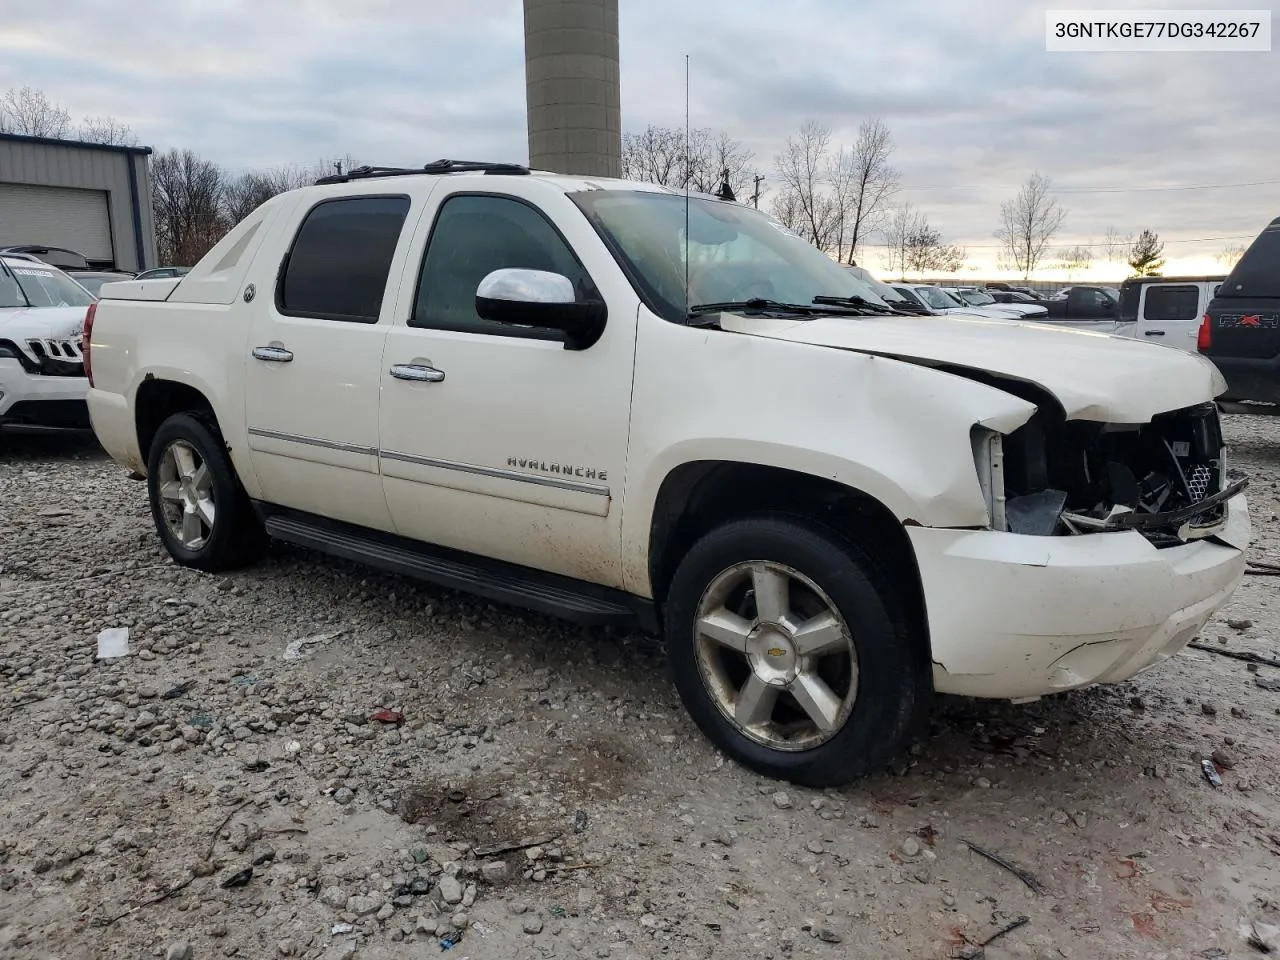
[86, 160, 1250, 786]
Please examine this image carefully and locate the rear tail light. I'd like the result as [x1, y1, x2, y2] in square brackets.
[82, 301, 97, 385]
[1197, 312, 1212, 352]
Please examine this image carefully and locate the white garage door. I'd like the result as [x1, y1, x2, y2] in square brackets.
[0, 183, 114, 261]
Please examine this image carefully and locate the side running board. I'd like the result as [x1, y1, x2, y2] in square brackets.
[260, 508, 654, 630]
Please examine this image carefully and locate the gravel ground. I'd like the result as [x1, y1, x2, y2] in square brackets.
[2, 415, 1280, 960]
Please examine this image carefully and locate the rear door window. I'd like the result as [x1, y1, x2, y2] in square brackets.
[1142, 285, 1200, 322]
[277, 196, 411, 323]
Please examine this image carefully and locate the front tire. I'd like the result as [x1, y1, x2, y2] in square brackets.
[147, 413, 267, 572]
[663, 515, 928, 786]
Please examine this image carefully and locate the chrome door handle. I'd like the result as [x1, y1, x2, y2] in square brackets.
[1143, 330, 1165, 336]
[390, 363, 445, 383]
[252, 346, 294, 362]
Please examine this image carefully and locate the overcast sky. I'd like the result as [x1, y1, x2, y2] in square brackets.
[2, 0, 1275, 278]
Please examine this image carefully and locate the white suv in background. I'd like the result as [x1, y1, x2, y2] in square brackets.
[0, 256, 93, 429]
[943, 286, 1049, 319]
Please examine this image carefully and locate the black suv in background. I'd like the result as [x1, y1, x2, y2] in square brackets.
[1202, 218, 1280, 405]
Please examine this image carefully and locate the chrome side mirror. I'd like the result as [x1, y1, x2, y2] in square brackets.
[476, 268, 576, 305]
[475, 268, 607, 350]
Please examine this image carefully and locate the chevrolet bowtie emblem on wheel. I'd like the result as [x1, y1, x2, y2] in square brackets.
[767, 647, 787, 658]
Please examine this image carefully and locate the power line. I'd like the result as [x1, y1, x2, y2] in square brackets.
[859, 233, 1255, 252]
[808, 175, 1280, 194]
[907, 177, 1280, 195]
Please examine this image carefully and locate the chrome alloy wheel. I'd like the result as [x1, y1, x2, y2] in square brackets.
[693, 561, 858, 751]
[156, 439, 215, 550]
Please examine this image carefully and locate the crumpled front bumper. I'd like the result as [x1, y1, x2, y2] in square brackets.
[909, 492, 1250, 700]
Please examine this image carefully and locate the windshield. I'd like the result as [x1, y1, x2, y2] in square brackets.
[569, 190, 894, 320]
[71, 275, 113, 296]
[957, 290, 996, 305]
[913, 286, 959, 310]
[0, 262, 94, 308]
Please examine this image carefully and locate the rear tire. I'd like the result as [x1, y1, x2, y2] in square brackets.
[146, 412, 267, 572]
[663, 515, 928, 786]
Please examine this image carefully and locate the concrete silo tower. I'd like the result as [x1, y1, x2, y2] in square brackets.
[523, 0, 622, 177]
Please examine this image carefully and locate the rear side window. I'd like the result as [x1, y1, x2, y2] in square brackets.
[1143, 285, 1200, 322]
[278, 196, 410, 322]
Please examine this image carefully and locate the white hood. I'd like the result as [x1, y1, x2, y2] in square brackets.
[719, 311, 1226, 423]
[0, 305, 88, 339]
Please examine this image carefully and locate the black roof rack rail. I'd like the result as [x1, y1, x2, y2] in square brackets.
[315, 159, 531, 185]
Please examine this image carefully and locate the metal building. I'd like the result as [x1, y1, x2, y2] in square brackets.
[0, 132, 157, 272]
[524, 0, 621, 178]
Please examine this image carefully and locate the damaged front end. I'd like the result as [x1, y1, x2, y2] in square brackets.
[977, 399, 1246, 546]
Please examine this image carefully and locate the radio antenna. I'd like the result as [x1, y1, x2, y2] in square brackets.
[684, 53, 690, 319]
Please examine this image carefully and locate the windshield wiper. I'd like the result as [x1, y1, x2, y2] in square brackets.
[812, 295, 915, 316]
[687, 298, 869, 320]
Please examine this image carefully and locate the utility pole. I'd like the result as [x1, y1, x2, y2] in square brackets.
[751, 175, 764, 209]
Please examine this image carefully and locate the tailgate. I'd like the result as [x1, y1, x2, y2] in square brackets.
[1206, 296, 1280, 359]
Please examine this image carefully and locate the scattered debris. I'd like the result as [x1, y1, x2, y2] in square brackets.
[161, 680, 195, 699]
[1188, 642, 1280, 670]
[282, 629, 345, 662]
[953, 916, 1030, 959]
[573, 809, 589, 833]
[207, 799, 254, 860]
[473, 833, 560, 858]
[1257, 677, 1280, 692]
[221, 867, 254, 889]
[440, 931, 463, 950]
[95, 872, 197, 927]
[1247, 921, 1279, 953]
[1202, 759, 1224, 788]
[959, 840, 1046, 895]
[1212, 748, 1238, 770]
[370, 709, 404, 724]
[331, 924, 354, 935]
[95, 627, 130, 659]
[1227, 619, 1255, 630]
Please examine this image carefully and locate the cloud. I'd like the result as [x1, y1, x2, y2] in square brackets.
[1, 0, 1275, 274]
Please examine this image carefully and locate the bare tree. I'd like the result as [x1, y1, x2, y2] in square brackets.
[995, 172, 1067, 279]
[1101, 226, 1133, 265]
[1127, 229, 1165, 277]
[906, 224, 965, 275]
[691, 130, 757, 199]
[768, 187, 809, 238]
[0, 86, 72, 138]
[838, 118, 899, 265]
[79, 115, 138, 146]
[775, 120, 837, 249]
[883, 203, 924, 280]
[622, 126, 685, 186]
[150, 149, 227, 266]
[1216, 244, 1246, 269]
[622, 126, 758, 200]
[1058, 244, 1093, 280]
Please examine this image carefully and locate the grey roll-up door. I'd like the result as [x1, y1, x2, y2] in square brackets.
[0, 183, 114, 261]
